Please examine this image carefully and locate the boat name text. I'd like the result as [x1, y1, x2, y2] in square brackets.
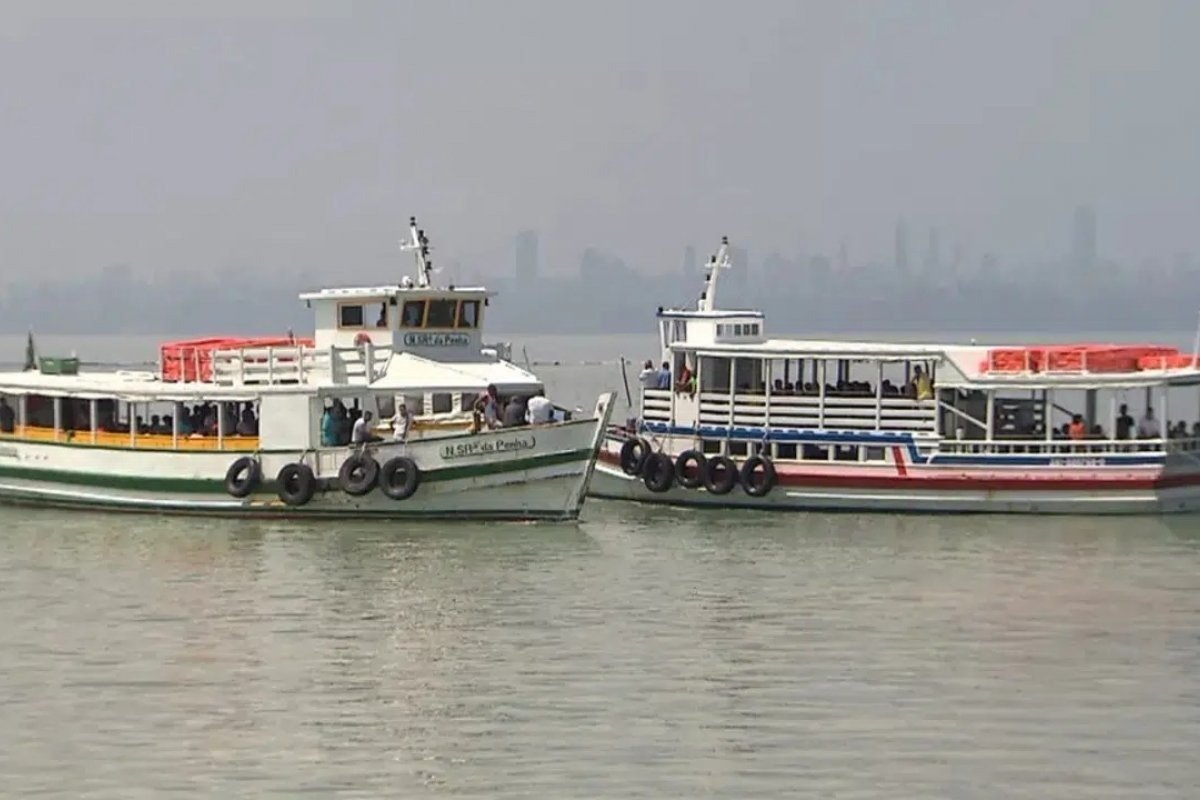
[0, 446, 16, 459]
[403, 333, 470, 347]
[441, 435, 536, 459]
[1048, 457, 1105, 467]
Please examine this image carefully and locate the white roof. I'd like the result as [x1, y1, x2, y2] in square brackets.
[366, 352, 541, 394]
[0, 369, 268, 401]
[298, 284, 492, 302]
[673, 337, 1200, 388]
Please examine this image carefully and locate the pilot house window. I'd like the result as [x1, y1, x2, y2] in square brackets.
[457, 300, 480, 329]
[401, 300, 426, 328]
[426, 299, 458, 328]
[338, 304, 365, 328]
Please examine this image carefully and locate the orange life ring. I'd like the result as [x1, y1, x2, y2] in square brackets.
[354, 332, 371, 347]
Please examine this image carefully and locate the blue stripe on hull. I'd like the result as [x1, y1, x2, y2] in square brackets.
[635, 422, 1167, 468]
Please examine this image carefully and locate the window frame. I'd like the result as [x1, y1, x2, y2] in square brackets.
[337, 302, 367, 329]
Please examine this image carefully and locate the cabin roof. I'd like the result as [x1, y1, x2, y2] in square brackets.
[368, 352, 540, 393]
[298, 284, 492, 302]
[657, 308, 764, 320]
[670, 337, 1200, 388]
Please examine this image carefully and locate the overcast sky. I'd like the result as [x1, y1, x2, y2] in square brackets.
[0, 0, 1196, 283]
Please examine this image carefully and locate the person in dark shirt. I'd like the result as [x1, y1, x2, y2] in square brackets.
[1115, 404, 1134, 440]
[0, 397, 13, 433]
[502, 396, 527, 428]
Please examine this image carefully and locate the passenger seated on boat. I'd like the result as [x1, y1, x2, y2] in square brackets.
[320, 404, 337, 446]
[0, 398, 13, 433]
[1090, 424, 1104, 439]
[1115, 405, 1135, 440]
[773, 379, 785, 394]
[472, 384, 501, 432]
[1068, 414, 1086, 440]
[911, 366, 933, 400]
[1137, 407, 1161, 439]
[526, 389, 553, 425]
[674, 364, 694, 396]
[502, 396, 527, 428]
[149, 414, 163, 434]
[376, 302, 388, 328]
[352, 410, 383, 444]
[237, 403, 258, 436]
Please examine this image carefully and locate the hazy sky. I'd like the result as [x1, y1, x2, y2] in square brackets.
[0, 0, 1197, 285]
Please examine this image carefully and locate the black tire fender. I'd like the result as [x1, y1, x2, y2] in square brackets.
[703, 455, 739, 495]
[224, 456, 261, 498]
[674, 449, 706, 489]
[642, 452, 675, 493]
[379, 456, 420, 501]
[276, 462, 316, 506]
[338, 452, 380, 496]
[741, 454, 777, 497]
[619, 437, 651, 476]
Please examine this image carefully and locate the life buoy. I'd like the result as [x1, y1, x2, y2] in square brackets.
[224, 456, 261, 498]
[703, 455, 739, 495]
[338, 453, 379, 496]
[642, 452, 675, 493]
[354, 332, 372, 347]
[740, 454, 777, 497]
[276, 462, 316, 506]
[379, 456, 420, 500]
[619, 437, 651, 476]
[674, 450, 706, 489]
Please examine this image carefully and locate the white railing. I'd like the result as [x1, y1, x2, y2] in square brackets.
[641, 388, 937, 432]
[935, 436, 1199, 457]
[209, 344, 393, 386]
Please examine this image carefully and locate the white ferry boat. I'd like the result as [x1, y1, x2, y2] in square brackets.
[593, 236, 1200, 514]
[0, 219, 615, 520]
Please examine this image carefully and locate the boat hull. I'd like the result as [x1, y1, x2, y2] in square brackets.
[591, 438, 1200, 515]
[0, 394, 615, 521]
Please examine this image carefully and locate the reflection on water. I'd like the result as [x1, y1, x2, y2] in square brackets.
[2, 504, 1200, 797]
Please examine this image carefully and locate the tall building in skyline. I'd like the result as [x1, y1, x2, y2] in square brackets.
[682, 244, 697, 278]
[515, 229, 538, 280]
[1072, 205, 1097, 272]
[895, 219, 909, 273]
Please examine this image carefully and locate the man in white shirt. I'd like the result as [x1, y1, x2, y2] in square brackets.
[351, 410, 382, 444]
[1137, 407, 1161, 439]
[526, 389, 553, 425]
[391, 401, 411, 442]
[637, 359, 658, 390]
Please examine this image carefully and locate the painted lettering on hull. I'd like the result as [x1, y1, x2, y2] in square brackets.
[441, 435, 536, 459]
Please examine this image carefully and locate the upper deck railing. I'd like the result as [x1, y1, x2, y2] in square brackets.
[204, 343, 393, 386]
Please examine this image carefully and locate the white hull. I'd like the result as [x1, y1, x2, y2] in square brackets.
[0, 395, 615, 521]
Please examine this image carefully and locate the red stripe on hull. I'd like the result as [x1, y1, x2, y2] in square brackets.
[597, 450, 1199, 492]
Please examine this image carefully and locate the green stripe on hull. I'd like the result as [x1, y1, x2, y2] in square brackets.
[0, 491, 581, 521]
[0, 448, 593, 494]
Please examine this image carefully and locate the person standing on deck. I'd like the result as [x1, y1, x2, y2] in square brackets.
[912, 366, 934, 400]
[352, 410, 383, 444]
[390, 400, 412, 443]
[1137, 406, 1161, 439]
[1116, 404, 1135, 440]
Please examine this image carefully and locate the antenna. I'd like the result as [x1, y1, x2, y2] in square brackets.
[699, 235, 731, 312]
[399, 216, 434, 288]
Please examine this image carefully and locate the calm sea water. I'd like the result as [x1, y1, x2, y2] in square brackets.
[2, 334, 1200, 797]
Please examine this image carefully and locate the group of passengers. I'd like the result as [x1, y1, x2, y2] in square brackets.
[471, 384, 555, 432]
[1050, 405, 1199, 442]
[0, 396, 259, 438]
[639, 358, 934, 401]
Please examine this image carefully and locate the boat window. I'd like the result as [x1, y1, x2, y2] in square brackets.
[700, 356, 731, 392]
[864, 446, 886, 462]
[457, 300, 480, 329]
[426, 299, 458, 328]
[775, 442, 797, 460]
[0, 393, 14, 434]
[401, 300, 426, 328]
[672, 319, 687, 343]
[701, 439, 722, 455]
[431, 393, 453, 414]
[373, 302, 389, 328]
[403, 393, 424, 416]
[338, 303, 365, 328]
[728, 441, 749, 457]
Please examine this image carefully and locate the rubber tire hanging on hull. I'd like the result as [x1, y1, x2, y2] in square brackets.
[620, 437, 651, 476]
[339, 453, 379, 496]
[674, 450, 706, 489]
[379, 456, 420, 501]
[276, 463, 316, 507]
[642, 452, 675, 493]
[703, 455, 739, 495]
[224, 456, 261, 498]
[740, 454, 777, 497]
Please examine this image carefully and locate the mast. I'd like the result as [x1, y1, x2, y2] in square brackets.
[698, 236, 731, 312]
[400, 216, 434, 288]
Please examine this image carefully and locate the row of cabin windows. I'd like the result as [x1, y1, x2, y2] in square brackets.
[700, 438, 887, 463]
[338, 299, 481, 330]
[716, 322, 761, 338]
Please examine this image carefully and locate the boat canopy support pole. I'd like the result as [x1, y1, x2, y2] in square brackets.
[89, 398, 97, 445]
[52, 397, 61, 442]
[172, 403, 180, 450]
[817, 360, 826, 429]
[937, 399, 987, 434]
[875, 362, 884, 431]
[17, 395, 26, 436]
